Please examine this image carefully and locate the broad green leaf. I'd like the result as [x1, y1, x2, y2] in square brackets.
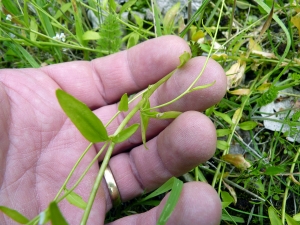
[0, 206, 29, 224]
[268, 206, 282, 225]
[221, 191, 234, 209]
[216, 129, 231, 137]
[113, 124, 140, 143]
[49, 202, 68, 225]
[140, 177, 175, 202]
[127, 32, 139, 49]
[56, 89, 108, 143]
[239, 121, 258, 130]
[214, 111, 233, 125]
[65, 189, 87, 210]
[30, 17, 38, 42]
[157, 178, 183, 225]
[217, 140, 229, 151]
[82, 30, 100, 40]
[264, 166, 285, 175]
[286, 214, 300, 225]
[118, 93, 129, 111]
[293, 212, 300, 221]
[155, 111, 182, 119]
[132, 12, 144, 28]
[163, 2, 180, 34]
[177, 51, 191, 68]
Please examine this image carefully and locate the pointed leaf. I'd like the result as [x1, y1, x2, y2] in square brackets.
[189, 81, 215, 92]
[49, 202, 68, 225]
[268, 206, 282, 225]
[113, 124, 140, 143]
[140, 178, 175, 202]
[177, 51, 191, 68]
[264, 166, 285, 175]
[118, 93, 129, 111]
[163, 2, 180, 34]
[56, 89, 108, 143]
[155, 111, 182, 119]
[239, 121, 258, 130]
[140, 112, 149, 150]
[217, 140, 230, 151]
[65, 189, 87, 210]
[0, 206, 29, 224]
[214, 111, 233, 125]
[286, 214, 300, 225]
[216, 129, 231, 137]
[157, 178, 183, 225]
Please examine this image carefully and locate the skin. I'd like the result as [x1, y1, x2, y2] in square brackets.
[0, 35, 227, 224]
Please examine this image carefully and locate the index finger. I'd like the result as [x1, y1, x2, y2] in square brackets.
[40, 35, 191, 108]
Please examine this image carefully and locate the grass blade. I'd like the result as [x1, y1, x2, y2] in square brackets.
[157, 178, 183, 225]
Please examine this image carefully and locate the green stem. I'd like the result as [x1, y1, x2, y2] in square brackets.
[80, 103, 142, 224]
[149, 0, 225, 111]
[281, 147, 300, 224]
[54, 142, 94, 201]
[57, 142, 109, 202]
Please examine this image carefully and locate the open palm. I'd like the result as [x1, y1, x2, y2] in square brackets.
[0, 36, 226, 224]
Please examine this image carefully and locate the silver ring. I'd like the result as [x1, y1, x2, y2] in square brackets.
[104, 165, 121, 206]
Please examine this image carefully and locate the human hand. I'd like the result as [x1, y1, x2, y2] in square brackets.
[0, 35, 226, 224]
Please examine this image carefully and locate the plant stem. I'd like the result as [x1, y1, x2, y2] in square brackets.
[54, 142, 94, 201]
[281, 147, 300, 224]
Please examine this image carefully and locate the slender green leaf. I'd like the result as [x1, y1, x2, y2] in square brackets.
[268, 206, 282, 225]
[113, 123, 140, 143]
[177, 51, 191, 68]
[56, 89, 108, 143]
[120, 0, 137, 14]
[65, 189, 87, 210]
[214, 111, 233, 125]
[239, 121, 258, 130]
[157, 178, 183, 225]
[118, 93, 129, 111]
[30, 17, 38, 42]
[49, 202, 68, 225]
[0, 206, 29, 224]
[140, 178, 175, 202]
[189, 81, 215, 92]
[179, 0, 209, 38]
[151, 0, 162, 37]
[155, 111, 182, 119]
[140, 112, 150, 150]
[54, 3, 72, 19]
[163, 2, 180, 34]
[221, 213, 245, 223]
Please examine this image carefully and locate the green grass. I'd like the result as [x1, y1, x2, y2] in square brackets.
[1, 0, 300, 224]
